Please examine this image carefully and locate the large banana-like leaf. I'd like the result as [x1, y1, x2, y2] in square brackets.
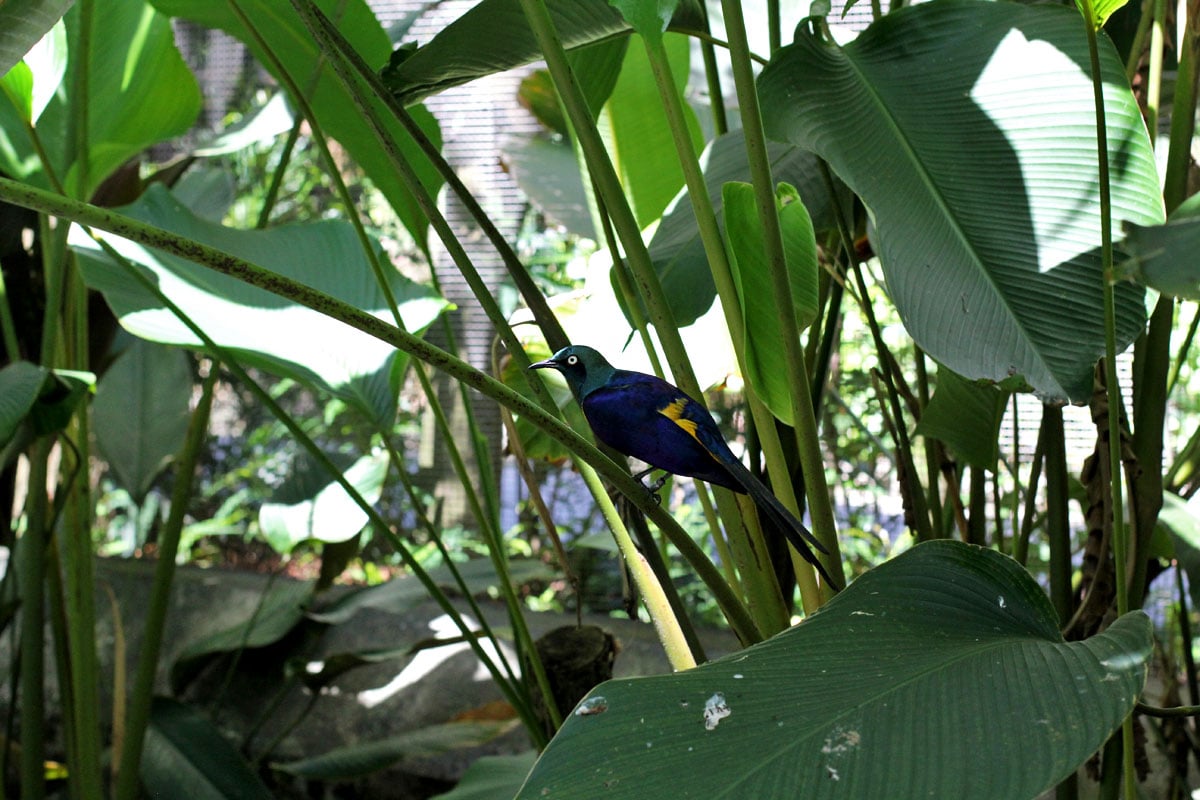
[0, 0, 200, 198]
[93, 339, 192, 502]
[150, 0, 441, 254]
[73, 185, 448, 427]
[642, 130, 836, 328]
[759, 0, 1164, 403]
[381, 0, 705, 106]
[517, 541, 1151, 799]
[0, 0, 71, 76]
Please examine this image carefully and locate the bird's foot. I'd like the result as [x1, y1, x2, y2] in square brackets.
[632, 468, 668, 505]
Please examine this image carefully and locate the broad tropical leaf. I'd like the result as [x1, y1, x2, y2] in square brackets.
[93, 339, 192, 502]
[0, 362, 93, 467]
[914, 366, 1012, 469]
[642, 130, 836, 328]
[0, 0, 200, 198]
[142, 698, 274, 800]
[171, 578, 314, 693]
[382, 0, 705, 105]
[1122, 217, 1200, 300]
[759, 0, 1164, 402]
[274, 721, 512, 779]
[73, 185, 448, 427]
[724, 181, 820, 425]
[430, 752, 537, 800]
[258, 450, 388, 553]
[517, 541, 1151, 799]
[0, 0, 71, 77]
[150, 0, 442, 253]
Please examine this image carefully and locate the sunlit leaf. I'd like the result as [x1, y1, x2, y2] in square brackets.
[723, 181, 820, 425]
[759, 0, 1163, 402]
[73, 185, 448, 427]
[258, 450, 389, 553]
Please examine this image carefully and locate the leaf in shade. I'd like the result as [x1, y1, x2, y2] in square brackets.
[914, 366, 1011, 470]
[517, 541, 1150, 799]
[0, 0, 71, 77]
[1121, 217, 1200, 301]
[431, 752, 538, 800]
[758, 0, 1163, 402]
[0, 363, 94, 467]
[170, 579, 314, 693]
[141, 698, 274, 800]
[500, 134, 595, 238]
[382, 0, 705, 106]
[93, 339, 193, 502]
[274, 721, 513, 780]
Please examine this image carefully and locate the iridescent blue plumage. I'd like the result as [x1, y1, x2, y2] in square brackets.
[529, 345, 838, 588]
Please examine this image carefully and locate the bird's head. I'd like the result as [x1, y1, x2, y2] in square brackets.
[528, 344, 616, 400]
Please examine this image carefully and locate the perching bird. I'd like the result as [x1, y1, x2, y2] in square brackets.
[529, 344, 839, 588]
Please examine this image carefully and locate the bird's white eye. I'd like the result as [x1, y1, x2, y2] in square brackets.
[566, 355, 579, 365]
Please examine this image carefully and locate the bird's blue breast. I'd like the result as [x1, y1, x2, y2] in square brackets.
[580, 371, 741, 491]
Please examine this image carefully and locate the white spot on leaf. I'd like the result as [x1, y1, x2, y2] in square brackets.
[575, 696, 608, 716]
[704, 692, 731, 731]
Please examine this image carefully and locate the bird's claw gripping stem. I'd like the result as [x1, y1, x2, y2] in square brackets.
[633, 468, 667, 504]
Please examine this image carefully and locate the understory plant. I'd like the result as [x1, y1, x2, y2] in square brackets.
[2, 0, 1200, 798]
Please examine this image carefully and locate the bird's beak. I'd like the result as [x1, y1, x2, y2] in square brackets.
[528, 356, 559, 371]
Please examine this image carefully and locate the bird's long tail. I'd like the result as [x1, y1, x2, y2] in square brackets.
[720, 456, 841, 590]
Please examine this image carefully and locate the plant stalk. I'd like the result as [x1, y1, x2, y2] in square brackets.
[113, 367, 217, 800]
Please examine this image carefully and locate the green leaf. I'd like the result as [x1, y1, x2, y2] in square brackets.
[0, 0, 72, 77]
[1076, 0, 1130, 30]
[1158, 492, 1200, 609]
[93, 339, 192, 502]
[0, 19, 67, 124]
[382, 0, 705, 106]
[723, 181, 820, 425]
[642, 130, 836, 328]
[0, 0, 200, 197]
[150, 0, 442, 253]
[142, 698, 274, 800]
[603, 33, 699, 228]
[914, 366, 1011, 469]
[569, 37, 631, 118]
[192, 92, 295, 158]
[759, 0, 1163, 403]
[517, 541, 1151, 799]
[0, 361, 52, 451]
[501, 134, 595, 238]
[274, 721, 512, 780]
[73, 185, 448, 427]
[0, 363, 94, 468]
[307, 558, 558, 625]
[607, 0, 679, 41]
[171, 579, 314, 693]
[1121, 217, 1200, 300]
[431, 752, 538, 800]
[258, 450, 388, 553]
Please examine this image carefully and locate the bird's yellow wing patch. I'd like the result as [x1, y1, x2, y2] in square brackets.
[658, 397, 701, 440]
